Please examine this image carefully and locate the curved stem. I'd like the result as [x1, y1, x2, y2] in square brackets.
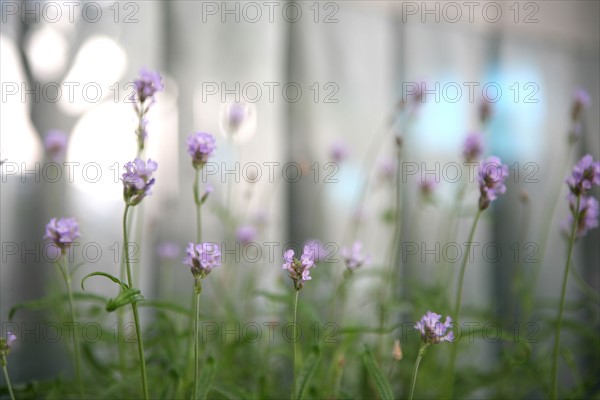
[409, 344, 428, 400]
[2, 360, 16, 400]
[60, 255, 84, 399]
[551, 195, 580, 400]
[192, 278, 202, 400]
[123, 205, 149, 400]
[292, 290, 300, 400]
[447, 209, 482, 397]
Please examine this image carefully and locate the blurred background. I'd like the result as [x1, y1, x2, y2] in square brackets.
[1, 0, 599, 390]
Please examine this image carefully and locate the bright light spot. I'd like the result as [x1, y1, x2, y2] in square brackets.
[59, 36, 127, 116]
[0, 36, 42, 169]
[67, 102, 136, 200]
[25, 26, 68, 80]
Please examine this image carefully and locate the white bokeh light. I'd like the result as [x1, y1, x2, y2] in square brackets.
[59, 36, 127, 116]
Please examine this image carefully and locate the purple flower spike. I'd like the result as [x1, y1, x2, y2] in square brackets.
[44, 217, 81, 252]
[304, 240, 329, 263]
[571, 89, 590, 121]
[419, 177, 437, 200]
[187, 132, 216, 169]
[134, 67, 164, 103]
[463, 132, 484, 163]
[44, 130, 68, 162]
[122, 158, 158, 206]
[236, 225, 257, 245]
[330, 140, 350, 163]
[282, 246, 317, 291]
[563, 196, 599, 239]
[1, 331, 17, 356]
[566, 155, 600, 197]
[478, 156, 508, 210]
[6, 332, 17, 349]
[183, 242, 221, 279]
[341, 241, 370, 271]
[415, 311, 454, 345]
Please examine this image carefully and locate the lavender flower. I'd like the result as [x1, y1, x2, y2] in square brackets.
[341, 241, 370, 271]
[563, 196, 599, 238]
[157, 242, 180, 260]
[571, 89, 590, 122]
[566, 154, 600, 197]
[282, 246, 316, 290]
[44, 217, 81, 252]
[378, 157, 397, 182]
[0, 332, 17, 360]
[463, 132, 484, 163]
[236, 225, 257, 245]
[419, 177, 437, 200]
[187, 132, 216, 169]
[122, 158, 158, 206]
[183, 242, 221, 279]
[44, 130, 68, 162]
[219, 101, 257, 143]
[478, 156, 508, 210]
[415, 311, 454, 345]
[330, 140, 350, 163]
[304, 239, 329, 263]
[134, 67, 164, 104]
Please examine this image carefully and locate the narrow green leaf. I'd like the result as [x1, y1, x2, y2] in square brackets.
[296, 345, 322, 400]
[196, 356, 217, 400]
[363, 345, 394, 400]
[9, 292, 107, 320]
[105, 287, 144, 312]
[81, 271, 126, 291]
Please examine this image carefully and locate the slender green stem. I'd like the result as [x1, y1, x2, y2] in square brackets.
[59, 255, 84, 398]
[2, 360, 15, 400]
[551, 196, 580, 400]
[447, 209, 482, 397]
[292, 290, 300, 400]
[192, 278, 202, 400]
[409, 344, 429, 400]
[194, 168, 202, 243]
[528, 145, 574, 319]
[123, 205, 149, 400]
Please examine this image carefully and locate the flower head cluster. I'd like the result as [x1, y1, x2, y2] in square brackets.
[304, 240, 329, 263]
[569, 90, 591, 142]
[478, 156, 508, 210]
[341, 241, 370, 271]
[566, 155, 600, 197]
[463, 132, 483, 162]
[0, 332, 17, 363]
[236, 225, 257, 245]
[415, 311, 454, 345]
[134, 68, 164, 104]
[219, 102, 257, 144]
[419, 177, 437, 201]
[563, 155, 600, 239]
[282, 246, 316, 290]
[183, 242, 221, 279]
[330, 140, 350, 163]
[44, 217, 81, 252]
[378, 157, 397, 182]
[563, 196, 599, 239]
[44, 130, 68, 162]
[122, 158, 158, 206]
[187, 132, 216, 169]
